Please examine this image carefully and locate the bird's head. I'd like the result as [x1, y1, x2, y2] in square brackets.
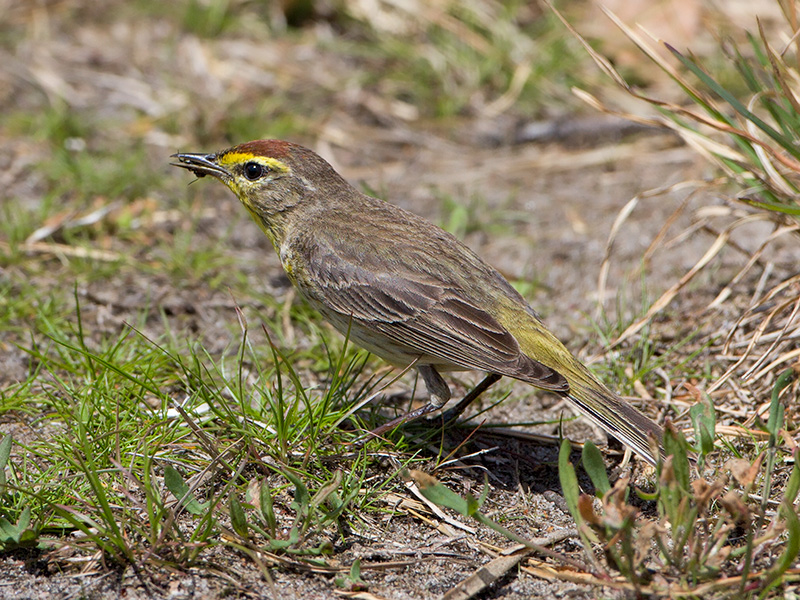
[172, 140, 350, 241]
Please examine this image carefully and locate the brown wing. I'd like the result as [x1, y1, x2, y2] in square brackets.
[300, 230, 568, 392]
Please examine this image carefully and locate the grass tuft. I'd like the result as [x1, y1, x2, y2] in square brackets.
[551, 0, 800, 224]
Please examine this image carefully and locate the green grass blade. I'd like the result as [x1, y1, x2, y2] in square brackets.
[581, 441, 611, 496]
[164, 465, 208, 515]
[230, 493, 248, 539]
[666, 44, 800, 160]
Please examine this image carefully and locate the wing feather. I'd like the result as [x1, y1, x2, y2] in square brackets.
[299, 232, 568, 392]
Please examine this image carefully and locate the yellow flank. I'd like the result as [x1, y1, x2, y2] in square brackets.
[281, 255, 297, 285]
[218, 152, 290, 174]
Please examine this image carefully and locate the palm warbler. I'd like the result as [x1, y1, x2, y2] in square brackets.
[172, 139, 663, 464]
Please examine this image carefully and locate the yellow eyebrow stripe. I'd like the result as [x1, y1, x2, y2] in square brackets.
[218, 152, 290, 173]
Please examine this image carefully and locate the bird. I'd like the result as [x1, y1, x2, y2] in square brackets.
[172, 139, 663, 465]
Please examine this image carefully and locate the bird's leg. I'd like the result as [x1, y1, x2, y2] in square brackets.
[364, 367, 502, 440]
[365, 365, 450, 439]
[438, 372, 502, 425]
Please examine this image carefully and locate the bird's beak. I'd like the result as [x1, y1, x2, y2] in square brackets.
[171, 152, 232, 182]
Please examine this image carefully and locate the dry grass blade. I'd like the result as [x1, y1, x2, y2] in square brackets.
[521, 558, 636, 590]
[596, 194, 638, 310]
[751, 347, 800, 382]
[612, 227, 730, 347]
[570, 88, 664, 128]
[710, 273, 800, 394]
[596, 181, 701, 313]
[741, 294, 800, 380]
[442, 529, 575, 600]
[707, 223, 799, 309]
[484, 61, 533, 117]
[404, 480, 477, 534]
[0, 240, 123, 262]
[610, 208, 793, 350]
[552, 1, 800, 221]
[442, 547, 534, 600]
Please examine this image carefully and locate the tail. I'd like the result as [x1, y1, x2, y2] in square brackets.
[503, 308, 664, 464]
[565, 383, 663, 466]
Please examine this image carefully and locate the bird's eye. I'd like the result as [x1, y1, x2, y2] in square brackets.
[243, 162, 265, 181]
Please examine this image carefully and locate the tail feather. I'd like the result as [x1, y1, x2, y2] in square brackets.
[499, 310, 664, 464]
[566, 384, 663, 466]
